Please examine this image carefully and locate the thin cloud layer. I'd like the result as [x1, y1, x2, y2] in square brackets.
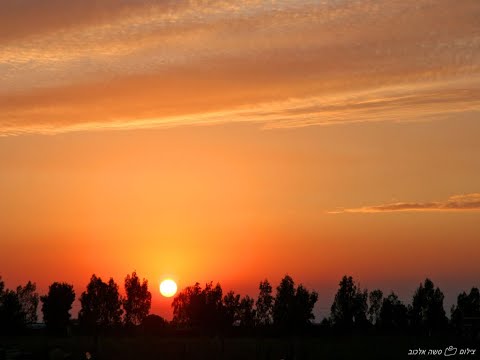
[329, 193, 480, 214]
[1, 0, 480, 135]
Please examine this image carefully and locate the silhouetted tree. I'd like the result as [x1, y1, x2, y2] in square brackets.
[255, 279, 273, 326]
[172, 281, 257, 331]
[379, 292, 408, 332]
[330, 275, 368, 331]
[294, 284, 319, 326]
[273, 275, 318, 330]
[273, 275, 295, 327]
[409, 278, 447, 335]
[0, 288, 25, 333]
[141, 314, 167, 334]
[0, 277, 4, 324]
[172, 283, 200, 326]
[223, 291, 241, 325]
[238, 295, 256, 327]
[320, 317, 333, 331]
[368, 289, 383, 326]
[123, 272, 151, 326]
[222, 291, 256, 327]
[16, 281, 39, 324]
[204, 282, 224, 328]
[41, 282, 75, 334]
[172, 282, 224, 330]
[451, 287, 480, 337]
[79, 274, 123, 331]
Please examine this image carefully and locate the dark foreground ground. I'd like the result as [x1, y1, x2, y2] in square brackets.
[1, 335, 478, 360]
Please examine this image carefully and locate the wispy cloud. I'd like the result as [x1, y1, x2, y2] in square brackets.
[2, 77, 480, 136]
[329, 194, 480, 214]
[1, 0, 480, 135]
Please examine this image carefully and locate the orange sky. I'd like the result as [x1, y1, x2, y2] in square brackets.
[1, 0, 480, 320]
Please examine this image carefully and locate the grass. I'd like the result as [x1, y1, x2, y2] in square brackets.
[1, 334, 476, 359]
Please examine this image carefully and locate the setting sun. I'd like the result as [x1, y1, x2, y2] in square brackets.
[159, 279, 178, 298]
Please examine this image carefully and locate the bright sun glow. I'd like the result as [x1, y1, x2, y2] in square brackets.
[159, 279, 177, 297]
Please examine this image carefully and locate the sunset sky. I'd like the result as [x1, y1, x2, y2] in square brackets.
[1, 0, 480, 320]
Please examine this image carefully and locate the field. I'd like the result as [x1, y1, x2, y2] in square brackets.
[1, 335, 476, 360]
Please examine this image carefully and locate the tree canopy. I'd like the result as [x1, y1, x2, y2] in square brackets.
[272, 275, 318, 330]
[123, 271, 152, 326]
[255, 279, 273, 326]
[409, 278, 447, 335]
[79, 274, 123, 331]
[172, 282, 225, 330]
[451, 287, 480, 336]
[1, 272, 478, 339]
[330, 276, 368, 331]
[41, 282, 75, 333]
[379, 292, 408, 332]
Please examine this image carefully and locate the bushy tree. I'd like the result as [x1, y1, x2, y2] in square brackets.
[409, 278, 447, 335]
[223, 290, 241, 325]
[222, 291, 256, 327]
[368, 289, 383, 326]
[0, 278, 38, 332]
[255, 279, 273, 326]
[172, 282, 224, 329]
[123, 272, 151, 326]
[172, 282, 256, 330]
[16, 281, 39, 324]
[141, 314, 167, 334]
[379, 292, 408, 332]
[330, 275, 368, 331]
[273, 275, 295, 327]
[238, 295, 256, 327]
[273, 275, 318, 330]
[41, 282, 75, 333]
[294, 284, 319, 326]
[451, 287, 480, 337]
[79, 274, 123, 331]
[201, 282, 224, 328]
[172, 283, 201, 326]
[0, 289, 25, 333]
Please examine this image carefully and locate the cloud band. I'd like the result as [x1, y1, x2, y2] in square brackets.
[329, 193, 480, 214]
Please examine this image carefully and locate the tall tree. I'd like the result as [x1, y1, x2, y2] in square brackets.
[172, 282, 202, 326]
[255, 279, 273, 326]
[0, 289, 25, 333]
[123, 271, 151, 326]
[294, 284, 318, 326]
[368, 289, 383, 326]
[222, 291, 256, 327]
[79, 274, 123, 331]
[172, 282, 225, 330]
[238, 295, 256, 328]
[330, 275, 368, 331]
[410, 278, 447, 335]
[273, 275, 318, 330]
[223, 291, 241, 326]
[379, 292, 408, 332]
[41, 282, 75, 333]
[16, 281, 39, 324]
[273, 275, 295, 327]
[451, 287, 480, 337]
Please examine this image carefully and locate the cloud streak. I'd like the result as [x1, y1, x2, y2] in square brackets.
[329, 194, 480, 214]
[1, 0, 480, 135]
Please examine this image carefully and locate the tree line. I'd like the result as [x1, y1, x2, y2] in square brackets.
[0, 273, 479, 338]
[0, 272, 151, 335]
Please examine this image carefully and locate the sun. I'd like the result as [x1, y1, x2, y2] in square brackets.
[159, 279, 178, 297]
